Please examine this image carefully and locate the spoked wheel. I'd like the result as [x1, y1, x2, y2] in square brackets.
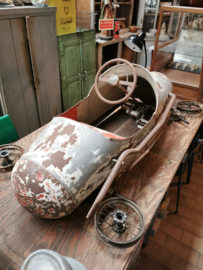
[177, 101, 202, 115]
[94, 197, 144, 249]
[0, 145, 23, 172]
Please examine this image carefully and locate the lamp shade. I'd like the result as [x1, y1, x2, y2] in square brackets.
[124, 32, 146, 53]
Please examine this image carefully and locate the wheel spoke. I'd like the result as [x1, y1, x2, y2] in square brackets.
[101, 225, 112, 232]
[111, 232, 118, 240]
[126, 227, 137, 237]
[127, 213, 139, 219]
[119, 233, 123, 242]
[100, 211, 112, 218]
[101, 220, 112, 227]
[99, 215, 111, 223]
[108, 204, 117, 210]
[126, 221, 141, 229]
[106, 227, 113, 237]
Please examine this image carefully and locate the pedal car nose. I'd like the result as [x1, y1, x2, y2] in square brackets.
[11, 159, 75, 219]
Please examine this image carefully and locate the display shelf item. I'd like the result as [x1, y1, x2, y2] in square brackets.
[165, 61, 201, 74]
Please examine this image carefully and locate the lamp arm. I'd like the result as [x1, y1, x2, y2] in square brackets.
[143, 39, 147, 68]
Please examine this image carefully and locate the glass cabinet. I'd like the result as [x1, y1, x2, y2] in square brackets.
[143, 0, 160, 33]
[150, 5, 203, 102]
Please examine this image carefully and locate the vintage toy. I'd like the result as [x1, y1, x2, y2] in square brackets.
[11, 59, 175, 248]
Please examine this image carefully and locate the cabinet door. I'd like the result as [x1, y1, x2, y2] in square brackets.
[58, 33, 81, 111]
[26, 15, 62, 125]
[81, 30, 96, 97]
[0, 19, 40, 138]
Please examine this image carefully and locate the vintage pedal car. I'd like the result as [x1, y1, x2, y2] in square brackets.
[11, 59, 175, 248]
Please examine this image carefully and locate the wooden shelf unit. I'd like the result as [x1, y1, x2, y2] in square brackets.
[76, 0, 134, 31]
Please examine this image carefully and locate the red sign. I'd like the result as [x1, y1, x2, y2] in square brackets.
[99, 19, 114, 30]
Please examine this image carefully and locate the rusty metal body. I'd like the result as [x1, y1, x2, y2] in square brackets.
[11, 63, 175, 219]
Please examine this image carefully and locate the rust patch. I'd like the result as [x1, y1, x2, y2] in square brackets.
[71, 177, 76, 181]
[80, 183, 94, 195]
[40, 123, 76, 149]
[42, 151, 72, 171]
[61, 133, 78, 148]
[12, 160, 75, 219]
[37, 171, 44, 181]
[46, 123, 63, 146]
[64, 123, 75, 136]
[34, 142, 44, 151]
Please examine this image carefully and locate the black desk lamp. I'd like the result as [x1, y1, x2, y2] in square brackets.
[124, 31, 147, 68]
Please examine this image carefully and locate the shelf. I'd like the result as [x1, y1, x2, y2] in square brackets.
[158, 40, 203, 58]
[115, 2, 132, 4]
[182, 27, 203, 32]
[159, 68, 200, 88]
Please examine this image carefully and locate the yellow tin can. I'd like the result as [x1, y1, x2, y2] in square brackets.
[48, 0, 76, 36]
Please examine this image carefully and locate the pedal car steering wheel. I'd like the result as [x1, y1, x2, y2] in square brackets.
[95, 58, 137, 105]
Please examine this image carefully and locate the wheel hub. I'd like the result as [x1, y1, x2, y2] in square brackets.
[109, 75, 119, 86]
[112, 209, 127, 233]
[0, 150, 12, 167]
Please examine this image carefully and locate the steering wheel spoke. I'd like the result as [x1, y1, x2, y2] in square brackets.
[99, 77, 109, 83]
[117, 85, 129, 94]
[119, 81, 134, 87]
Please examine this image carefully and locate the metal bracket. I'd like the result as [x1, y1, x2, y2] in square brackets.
[78, 71, 87, 83]
[83, 71, 87, 81]
[78, 73, 81, 84]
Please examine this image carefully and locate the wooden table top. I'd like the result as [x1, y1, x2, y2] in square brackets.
[0, 112, 202, 270]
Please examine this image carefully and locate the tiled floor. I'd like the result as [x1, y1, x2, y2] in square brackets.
[137, 160, 203, 270]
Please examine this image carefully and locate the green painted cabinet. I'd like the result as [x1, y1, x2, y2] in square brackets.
[58, 30, 96, 111]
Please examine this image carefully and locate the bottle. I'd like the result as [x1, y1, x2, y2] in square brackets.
[180, 0, 203, 7]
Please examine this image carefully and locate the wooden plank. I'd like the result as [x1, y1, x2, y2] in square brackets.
[197, 56, 203, 102]
[161, 5, 203, 15]
[0, 6, 57, 19]
[96, 32, 137, 46]
[26, 16, 62, 125]
[151, 218, 161, 237]
[159, 68, 200, 88]
[151, 113, 203, 162]
[117, 41, 123, 64]
[0, 77, 8, 115]
[97, 44, 103, 70]
[38, 15, 62, 117]
[0, 19, 30, 138]
[173, 85, 198, 101]
[157, 38, 178, 50]
[10, 18, 40, 133]
[150, 8, 163, 71]
[26, 16, 50, 126]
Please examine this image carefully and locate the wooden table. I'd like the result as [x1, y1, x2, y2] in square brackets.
[0, 111, 202, 270]
[96, 32, 137, 71]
